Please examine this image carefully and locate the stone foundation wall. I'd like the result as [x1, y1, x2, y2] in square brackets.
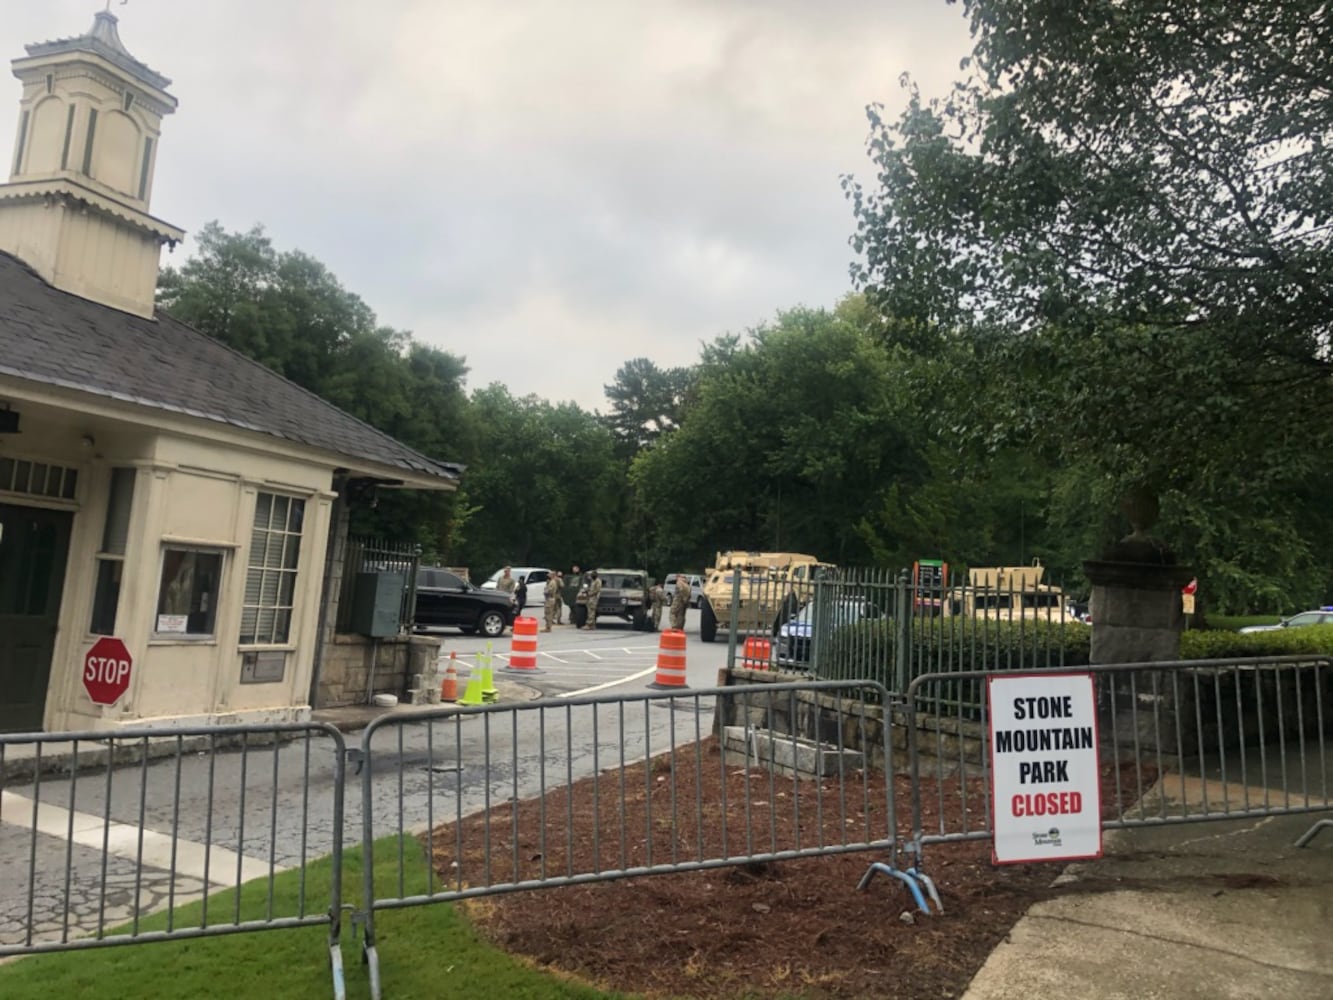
[316, 633, 441, 708]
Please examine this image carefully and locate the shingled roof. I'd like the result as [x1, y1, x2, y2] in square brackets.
[0, 251, 463, 487]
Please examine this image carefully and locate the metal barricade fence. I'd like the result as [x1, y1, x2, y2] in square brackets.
[354, 680, 903, 1000]
[0, 722, 348, 999]
[902, 656, 1331, 863]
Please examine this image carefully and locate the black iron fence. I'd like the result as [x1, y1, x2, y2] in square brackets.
[720, 565, 1081, 691]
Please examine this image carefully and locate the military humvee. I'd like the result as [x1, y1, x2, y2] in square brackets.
[573, 568, 652, 630]
[698, 551, 835, 643]
[946, 562, 1066, 620]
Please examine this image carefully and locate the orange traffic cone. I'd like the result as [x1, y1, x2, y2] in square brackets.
[440, 651, 459, 702]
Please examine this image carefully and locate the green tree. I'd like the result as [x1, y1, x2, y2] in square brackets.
[846, 0, 1332, 484]
[845, 0, 1333, 608]
[603, 358, 692, 452]
[453, 385, 621, 575]
[158, 222, 472, 556]
[631, 299, 923, 568]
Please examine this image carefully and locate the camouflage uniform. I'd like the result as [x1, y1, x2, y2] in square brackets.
[670, 577, 690, 630]
[649, 583, 665, 630]
[553, 572, 565, 624]
[582, 574, 602, 629]
[543, 574, 560, 632]
[496, 569, 517, 631]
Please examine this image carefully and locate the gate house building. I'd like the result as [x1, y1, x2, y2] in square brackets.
[0, 13, 460, 733]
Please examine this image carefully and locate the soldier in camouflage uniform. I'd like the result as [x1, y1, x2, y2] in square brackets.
[581, 571, 602, 630]
[649, 581, 666, 630]
[669, 575, 690, 630]
[543, 572, 561, 632]
[496, 566, 517, 632]
[552, 570, 566, 624]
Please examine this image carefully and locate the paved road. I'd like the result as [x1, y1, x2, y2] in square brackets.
[420, 605, 727, 696]
[0, 609, 735, 948]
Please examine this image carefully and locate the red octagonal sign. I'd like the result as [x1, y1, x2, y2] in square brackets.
[84, 636, 133, 706]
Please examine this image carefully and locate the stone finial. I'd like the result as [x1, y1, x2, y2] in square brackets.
[1100, 484, 1174, 564]
[1119, 483, 1160, 539]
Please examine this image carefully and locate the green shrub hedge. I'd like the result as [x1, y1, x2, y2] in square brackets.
[818, 619, 1333, 688]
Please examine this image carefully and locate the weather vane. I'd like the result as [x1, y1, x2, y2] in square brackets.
[104, 0, 129, 12]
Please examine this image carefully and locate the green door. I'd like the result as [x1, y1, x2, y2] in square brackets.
[0, 504, 73, 732]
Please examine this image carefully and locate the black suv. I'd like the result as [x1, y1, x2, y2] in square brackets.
[413, 566, 515, 638]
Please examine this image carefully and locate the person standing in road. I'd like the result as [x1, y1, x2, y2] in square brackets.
[543, 571, 561, 632]
[514, 574, 528, 614]
[649, 580, 665, 630]
[496, 566, 517, 632]
[670, 574, 690, 630]
[581, 570, 602, 630]
[552, 570, 566, 624]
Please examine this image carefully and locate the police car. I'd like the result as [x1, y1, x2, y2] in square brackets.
[1238, 607, 1333, 633]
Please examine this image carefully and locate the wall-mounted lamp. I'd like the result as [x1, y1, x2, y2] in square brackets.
[81, 434, 96, 449]
[0, 404, 19, 434]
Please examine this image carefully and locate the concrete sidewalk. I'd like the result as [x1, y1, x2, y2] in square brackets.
[962, 807, 1333, 999]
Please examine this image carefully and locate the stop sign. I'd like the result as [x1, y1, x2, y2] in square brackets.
[83, 636, 133, 706]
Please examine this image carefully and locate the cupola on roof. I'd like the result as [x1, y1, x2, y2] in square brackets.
[24, 10, 172, 93]
[0, 8, 182, 317]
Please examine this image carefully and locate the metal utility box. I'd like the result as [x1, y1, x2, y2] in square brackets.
[350, 571, 406, 638]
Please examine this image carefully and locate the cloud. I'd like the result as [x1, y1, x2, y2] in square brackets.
[0, 0, 973, 410]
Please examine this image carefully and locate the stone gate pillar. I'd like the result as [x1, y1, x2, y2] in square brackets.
[1083, 487, 1193, 758]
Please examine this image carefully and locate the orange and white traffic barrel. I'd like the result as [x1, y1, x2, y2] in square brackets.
[649, 628, 688, 689]
[741, 636, 771, 670]
[506, 615, 542, 672]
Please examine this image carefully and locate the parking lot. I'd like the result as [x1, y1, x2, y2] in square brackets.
[418, 607, 728, 698]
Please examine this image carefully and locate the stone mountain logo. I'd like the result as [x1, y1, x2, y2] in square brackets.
[1031, 827, 1062, 847]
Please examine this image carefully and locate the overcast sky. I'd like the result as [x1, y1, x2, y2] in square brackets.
[2, 1, 973, 410]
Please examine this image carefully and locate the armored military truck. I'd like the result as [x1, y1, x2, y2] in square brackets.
[698, 551, 834, 643]
[946, 562, 1066, 620]
[572, 568, 652, 630]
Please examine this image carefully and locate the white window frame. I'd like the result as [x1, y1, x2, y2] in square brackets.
[239, 491, 306, 647]
[153, 545, 226, 640]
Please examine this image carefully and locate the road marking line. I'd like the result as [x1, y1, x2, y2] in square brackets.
[0, 790, 286, 886]
[557, 666, 657, 698]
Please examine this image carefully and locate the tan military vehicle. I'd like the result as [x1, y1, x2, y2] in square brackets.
[698, 551, 835, 643]
[946, 562, 1066, 620]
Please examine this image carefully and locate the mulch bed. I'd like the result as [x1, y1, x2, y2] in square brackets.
[428, 739, 1152, 1000]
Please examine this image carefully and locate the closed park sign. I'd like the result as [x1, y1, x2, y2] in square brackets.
[987, 673, 1102, 864]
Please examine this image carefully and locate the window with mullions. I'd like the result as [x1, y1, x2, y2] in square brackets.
[240, 492, 305, 645]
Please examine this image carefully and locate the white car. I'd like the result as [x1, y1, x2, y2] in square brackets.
[480, 566, 552, 609]
[1238, 607, 1333, 634]
[663, 573, 704, 608]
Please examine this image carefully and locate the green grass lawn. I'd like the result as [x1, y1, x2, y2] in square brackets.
[0, 836, 630, 1000]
